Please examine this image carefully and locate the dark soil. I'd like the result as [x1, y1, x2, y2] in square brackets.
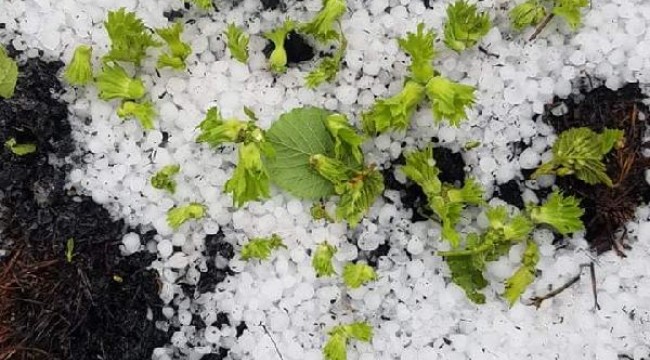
[263, 31, 315, 64]
[0, 57, 167, 359]
[260, 0, 281, 10]
[537, 83, 650, 254]
[496, 179, 525, 209]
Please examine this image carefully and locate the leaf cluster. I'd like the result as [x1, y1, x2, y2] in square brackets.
[439, 191, 583, 305]
[241, 234, 286, 261]
[401, 146, 483, 247]
[443, 0, 491, 52]
[196, 106, 272, 207]
[532, 127, 624, 187]
[323, 322, 373, 360]
[510, 0, 589, 32]
[362, 23, 477, 134]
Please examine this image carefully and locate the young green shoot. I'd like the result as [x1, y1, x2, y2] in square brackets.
[400, 146, 442, 199]
[509, 0, 547, 31]
[443, 0, 491, 52]
[66, 238, 75, 263]
[64, 45, 93, 85]
[151, 164, 181, 194]
[553, 0, 589, 30]
[362, 80, 425, 135]
[425, 75, 476, 126]
[167, 202, 207, 230]
[323, 322, 373, 360]
[306, 34, 347, 88]
[188, 0, 213, 10]
[196, 107, 248, 146]
[96, 64, 146, 100]
[156, 22, 192, 70]
[301, 0, 347, 42]
[342, 262, 377, 288]
[264, 20, 296, 74]
[4, 138, 36, 156]
[503, 240, 539, 306]
[312, 242, 337, 277]
[0, 46, 18, 99]
[196, 107, 272, 207]
[103, 8, 161, 65]
[532, 127, 624, 186]
[225, 23, 250, 63]
[325, 113, 364, 166]
[401, 147, 484, 247]
[527, 191, 585, 235]
[240, 234, 286, 261]
[398, 23, 436, 85]
[117, 101, 156, 130]
[335, 165, 385, 227]
[224, 142, 272, 207]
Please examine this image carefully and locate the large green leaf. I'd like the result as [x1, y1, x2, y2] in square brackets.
[265, 107, 337, 199]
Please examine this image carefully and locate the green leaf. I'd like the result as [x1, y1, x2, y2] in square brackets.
[64, 45, 93, 86]
[264, 20, 296, 73]
[188, 0, 213, 10]
[66, 238, 75, 263]
[225, 23, 250, 63]
[4, 138, 36, 156]
[151, 164, 181, 194]
[265, 107, 337, 199]
[362, 80, 425, 135]
[528, 191, 584, 235]
[156, 22, 192, 70]
[167, 202, 206, 230]
[335, 166, 384, 226]
[306, 34, 347, 88]
[196, 107, 248, 146]
[325, 113, 364, 166]
[503, 240, 539, 306]
[96, 64, 146, 101]
[401, 146, 442, 198]
[323, 322, 373, 360]
[225, 142, 271, 207]
[117, 101, 156, 130]
[323, 333, 347, 360]
[445, 177, 484, 205]
[312, 242, 337, 277]
[443, 0, 491, 52]
[301, 0, 347, 42]
[425, 75, 476, 126]
[398, 23, 436, 84]
[552, 0, 589, 30]
[440, 233, 488, 303]
[342, 262, 377, 288]
[241, 234, 286, 261]
[342, 322, 373, 341]
[509, 0, 547, 31]
[0, 46, 18, 99]
[532, 127, 622, 186]
[445, 254, 488, 304]
[103, 8, 161, 65]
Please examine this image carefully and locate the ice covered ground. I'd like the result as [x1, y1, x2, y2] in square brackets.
[2, 0, 650, 358]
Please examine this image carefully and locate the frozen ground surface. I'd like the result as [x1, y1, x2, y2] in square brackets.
[2, 0, 650, 359]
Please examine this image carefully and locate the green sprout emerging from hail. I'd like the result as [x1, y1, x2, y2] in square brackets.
[532, 127, 624, 187]
[196, 107, 273, 207]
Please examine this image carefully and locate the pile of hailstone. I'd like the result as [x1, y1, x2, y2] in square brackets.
[3, 0, 650, 359]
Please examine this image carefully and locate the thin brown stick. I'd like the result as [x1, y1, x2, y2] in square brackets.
[261, 324, 285, 360]
[529, 14, 555, 41]
[589, 262, 601, 310]
[528, 271, 582, 309]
